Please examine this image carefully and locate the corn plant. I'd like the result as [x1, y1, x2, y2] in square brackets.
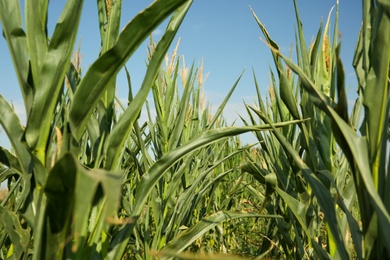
[0, 0, 306, 259]
[115, 41, 297, 259]
[243, 0, 389, 259]
[0, 0, 193, 258]
[117, 41, 289, 259]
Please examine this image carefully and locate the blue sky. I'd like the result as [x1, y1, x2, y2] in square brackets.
[0, 0, 362, 147]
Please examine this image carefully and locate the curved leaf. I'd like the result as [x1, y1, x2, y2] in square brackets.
[159, 211, 282, 258]
[105, 0, 193, 170]
[69, 0, 189, 140]
[25, 0, 48, 85]
[0, 206, 30, 259]
[271, 36, 390, 256]
[0, 0, 32, 111]
[108, 121, 302, 258]
[25, 0, 84, 162]
[0, 95, 30, 175]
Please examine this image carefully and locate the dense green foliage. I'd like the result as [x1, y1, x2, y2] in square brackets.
[0, 0, 389, 259]
[240, 1, 390, 259]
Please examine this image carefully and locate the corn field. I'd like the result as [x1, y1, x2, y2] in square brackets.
[0, 0, 389, 259]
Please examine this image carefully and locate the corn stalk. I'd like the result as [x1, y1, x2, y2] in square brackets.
[244, 0, 389, 259]
[0, 0, 304, 259]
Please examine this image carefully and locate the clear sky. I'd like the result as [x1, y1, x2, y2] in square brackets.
[0, 0, 362, 147]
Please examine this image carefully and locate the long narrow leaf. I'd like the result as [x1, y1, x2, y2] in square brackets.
[0, 95, 30, 175]
[69, 0, 189, 139]
[270, 37, 390, 257]
[105, 0, 193, 170]
[159, 211, 282, 258]
[0, 0, 32, 111]
[25, 0, 48, 85]
[25, 0, 84, 163]
[108, 121, 302, 258]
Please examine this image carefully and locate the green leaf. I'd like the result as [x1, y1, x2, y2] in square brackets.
[267, 33, 390, 259]
[72, 159, 122, 254]
[207, 70, 243, 129]
[275, 187, 312, 237]
[25, 0, 48, 86]
[251, 8, 300, 120]
[293, 0, 311, 76]
[0, 206, 30, 259]
[25, 0, 84, 163]
[0, 0, 33, 111]
[249, 106, 350, 259]
[157, 251, 251, 260]
[361, 3, 389, 193]
[0, 147, 23, 178]
[108, 121, 302, 258]
[0, 95, 30, 175]
[168, 64, 196, 150]
[69, 0, 190, 140]
[159, 211, 282, 258]
[41, 153, 77, 259]
[105, 2, 193, 170]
